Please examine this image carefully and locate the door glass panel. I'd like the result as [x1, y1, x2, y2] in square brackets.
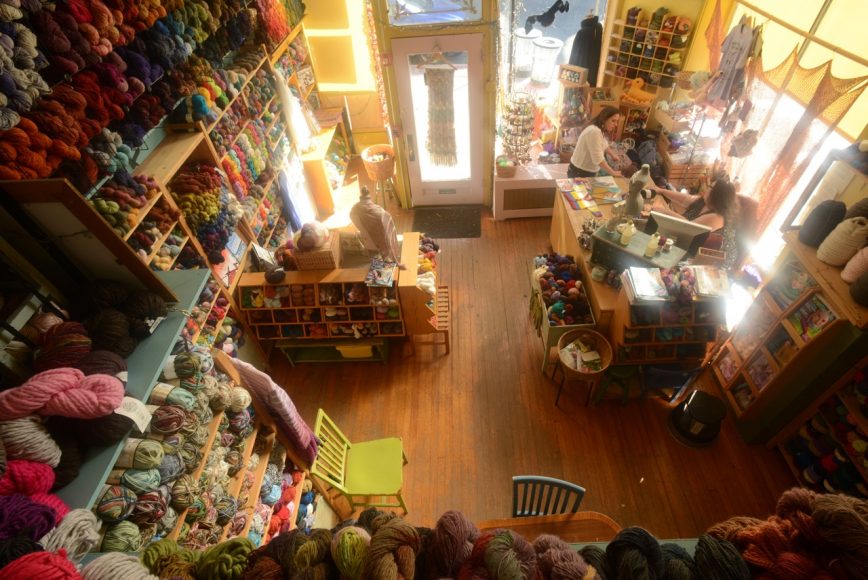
[407, 51, 471, 182]
[388, 0, 481, 26]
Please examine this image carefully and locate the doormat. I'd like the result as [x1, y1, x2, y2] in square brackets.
[411, 206, 482, 239]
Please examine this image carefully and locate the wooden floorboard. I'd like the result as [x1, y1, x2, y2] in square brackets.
[268, 166, 796, 538]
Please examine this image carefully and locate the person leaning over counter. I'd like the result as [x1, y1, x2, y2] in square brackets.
[567, 106, 623, 179]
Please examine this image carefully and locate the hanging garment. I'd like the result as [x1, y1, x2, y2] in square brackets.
[707, 23, 755, 106]
[424, 67, 457, 166]
[568, 16, 602, 85]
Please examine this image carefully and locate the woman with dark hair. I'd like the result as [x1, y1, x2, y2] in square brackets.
[650, 175, 741, 268]
[568, 106, 623, 178]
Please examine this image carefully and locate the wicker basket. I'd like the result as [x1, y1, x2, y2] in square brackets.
[361, 145, 395, 182]
[294, 234, 341, 271]
[495, 155, 517, 178]
[557, 328, 613, 380]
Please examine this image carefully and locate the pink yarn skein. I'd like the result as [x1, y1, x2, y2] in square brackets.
[0, 459, 55, 495]
[0, 368, 124, 420]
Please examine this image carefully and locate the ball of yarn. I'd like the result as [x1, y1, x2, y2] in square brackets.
[73, 350, 127, 376]
[130, 490, 168, 526]
[816, 217, 868, 266]
[661, 543, 695, 580]
[115, 438, 164, 470]
[157, 506, 179, 536]
[331, 526, 371, 580]
[0, 459, 54, 495]
[0, 416, 62, 467]
[579, 545, 608, 577]
[171, 475, 197, 510]
[81, 551, 159, 580]
[95, 485, 136, 523]
[158, 453, 186, 485]
[427, 510, 478, 578]
[0, 549, 81, 579]
[38, 508, 100, 564]
[198, 537, 255, 579]
[694, 534, 750, 579]
[0, 534, 43, 569]
[34, 322, 92, 372]
[606, 526, 664, 579]
[850, 270, 868, 306]
[842, 247, 868, 284]
[122, 292, 168, 339]
[228, 408, 251, 433]
[83, 309, 137, 358]
[120, 468, 161, 495]
[799, 200, 847, 247]
[0, 368, 124, 420]
[366, 518, 420, 579]
[227, 387, 252, 413]
[149, 405, 187, 435]
[24, 312, 66, 338]
[0, 494, 56, 541]
[215, 495, 238, 525]
[209, 379, 232, 411]
[101, 520, 142, 552]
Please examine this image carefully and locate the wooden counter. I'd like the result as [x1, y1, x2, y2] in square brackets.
[550, 186, 623, 333]
[477, 511, 621, 543]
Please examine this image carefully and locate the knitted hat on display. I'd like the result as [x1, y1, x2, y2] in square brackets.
[798, 200, 847, 247]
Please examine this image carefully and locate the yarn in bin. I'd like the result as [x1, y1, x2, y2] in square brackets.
[171, 474, 198, 510]
[227, 386, 252, 413]
[80, 552, 159, 580]
[0, 533, 44, 570]
[149, 405, 187, 436]
[119, 468, 161, 495]
[130, 490, 168, 525]
[331, 526, 371, 580]
[149, 382, 197, 411]
[0, 367, 123, 420]
[0, 549, 81, 580]
[0, 494, 56, 541]
[38, 508, 100, 564]
[228, 408, 251, 433]
[95, 485, 136, 524]
[101, 520, 143, 552]
[114, 438, 164, 470]
[0, 459, 54, 496]
[0, 415, 62, 467]
[158, 453, 186, 485]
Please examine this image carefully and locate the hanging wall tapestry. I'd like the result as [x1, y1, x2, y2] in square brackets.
[425, 67, 458, 166]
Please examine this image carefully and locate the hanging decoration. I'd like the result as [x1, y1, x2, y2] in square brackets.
[364, 0, 389, 127]
[424, 67, 457, 167]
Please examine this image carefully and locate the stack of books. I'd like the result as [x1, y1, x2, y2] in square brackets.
[621, 267, 668, 304]
[621, 266, 730, 303]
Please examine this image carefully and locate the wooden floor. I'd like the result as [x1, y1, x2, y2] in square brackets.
[269, 169, 796, 539]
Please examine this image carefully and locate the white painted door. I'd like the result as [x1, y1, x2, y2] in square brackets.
[392, 34, 484, 206]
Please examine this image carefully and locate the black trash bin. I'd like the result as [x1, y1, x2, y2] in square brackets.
[668, 390, 727, 447]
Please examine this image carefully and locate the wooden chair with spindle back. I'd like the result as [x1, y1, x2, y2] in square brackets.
[512, 475, 586, 517]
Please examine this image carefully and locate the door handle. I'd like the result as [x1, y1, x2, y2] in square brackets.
[407, 133, 416, 163]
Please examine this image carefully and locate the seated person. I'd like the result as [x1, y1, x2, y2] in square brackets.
[647, 175, 740, 269]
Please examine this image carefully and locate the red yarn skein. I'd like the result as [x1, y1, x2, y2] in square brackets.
[0, 549, 81, 579]
[0, 460, 54, 495]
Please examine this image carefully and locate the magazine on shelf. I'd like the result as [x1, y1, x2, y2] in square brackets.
[788, 294, 837, 342]
[624, 267, 668, 302]
[365, 258, 397, 287]
[767, 260, 818, 310]
[691, 266, 730, 297]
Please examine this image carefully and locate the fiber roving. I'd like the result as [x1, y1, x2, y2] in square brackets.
[0, 494, 56, 541]
[0, 368, 123, 420]
[366, 518, 421, 580]
[534, 534, 597, 580]
[427, 510, 478, 578]
[693, 534, 750, 580]
[0, 533, 43, 569]
[331, 525, 370, 579]
[198, 537, 255, 579]
[606, 526, 664, 579]
[80, 551, 159, 580]
[39, 509, 101, 564]
[101, 520, 142, 552]
[0, 415, 62, 467]
[0, 548, 81, 579]
[0, 459, 53, 495]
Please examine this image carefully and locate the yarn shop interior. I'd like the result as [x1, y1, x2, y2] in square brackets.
[1, 0, 868, 577]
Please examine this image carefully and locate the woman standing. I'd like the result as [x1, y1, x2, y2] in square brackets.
[568, 106, 623, 178]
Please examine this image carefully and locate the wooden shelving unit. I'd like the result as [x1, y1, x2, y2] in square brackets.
[602, 15, 693, 90]
[398, 232, 439, 335]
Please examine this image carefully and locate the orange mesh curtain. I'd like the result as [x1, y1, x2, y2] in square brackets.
[750, 48, 867, 232]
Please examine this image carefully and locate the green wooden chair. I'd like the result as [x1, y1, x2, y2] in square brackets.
[311, 408, 408, 515]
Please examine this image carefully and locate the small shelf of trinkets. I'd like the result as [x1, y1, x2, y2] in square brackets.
[501, 93, 536, 164]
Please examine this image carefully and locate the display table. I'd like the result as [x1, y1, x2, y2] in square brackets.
[477, 511, 621, 543]
[493, 163, 568, 220]
[549, 187, 622, 333]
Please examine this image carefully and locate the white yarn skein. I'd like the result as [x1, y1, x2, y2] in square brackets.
[817, 217, 868, 266]
[39, 509, 101, 563]
[227, 386, 251, 413]
[0, 415, 61, 466]
[80, 552, 159, 580]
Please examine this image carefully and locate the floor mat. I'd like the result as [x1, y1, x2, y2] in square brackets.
[411, 206, 482, 239]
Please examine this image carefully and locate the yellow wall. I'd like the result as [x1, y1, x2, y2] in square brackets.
[682, 0, 736, 74]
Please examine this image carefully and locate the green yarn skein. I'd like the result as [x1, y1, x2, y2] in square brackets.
[198, 537, 254, 579]
[102, 520, 143, 552]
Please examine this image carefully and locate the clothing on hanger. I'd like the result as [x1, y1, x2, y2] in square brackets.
[568, 15, 602, 84]
[706, 22, 756, 107]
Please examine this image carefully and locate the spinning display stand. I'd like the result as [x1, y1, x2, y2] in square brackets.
[502, 93, 535, 164]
